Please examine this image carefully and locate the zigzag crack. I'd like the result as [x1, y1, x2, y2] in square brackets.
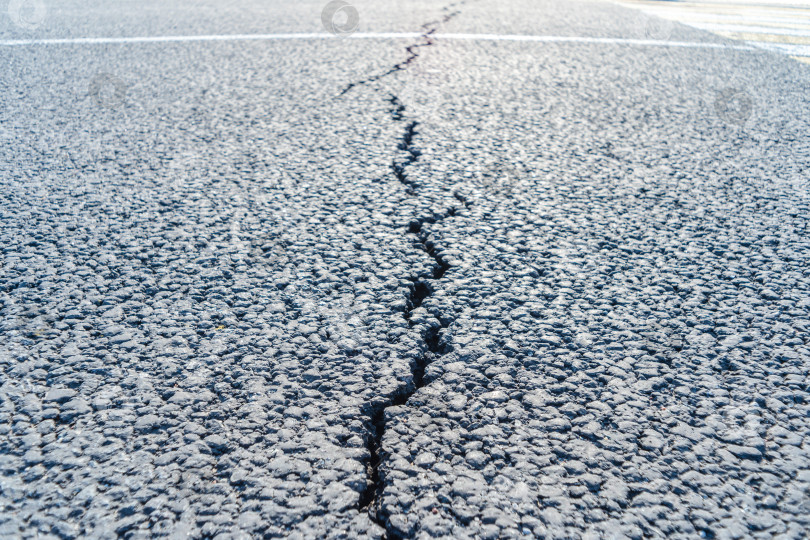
[391, 120, 421, 192]
[357, 97, 458, 538]
[338, 1, 467, 96]
[349, 4, 471, 537]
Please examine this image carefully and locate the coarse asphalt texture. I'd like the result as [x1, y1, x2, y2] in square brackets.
[1, 0, 810, 538]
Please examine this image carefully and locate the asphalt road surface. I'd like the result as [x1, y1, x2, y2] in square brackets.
[2, 0, 810, 538]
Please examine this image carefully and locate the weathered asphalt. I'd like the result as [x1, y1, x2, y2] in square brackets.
[1, 0, 809, 538]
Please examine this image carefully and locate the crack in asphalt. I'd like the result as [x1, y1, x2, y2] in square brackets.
[339, 1, 467, 96]
[386, 94, 407, 122]
[391, 119, 421, 193]
[359, 95, 457, 539]
[341, 3, 472, 536]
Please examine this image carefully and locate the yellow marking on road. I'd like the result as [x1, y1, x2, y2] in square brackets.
[615, 0, 810, 64]
[691, 21, 810, 30]
[623, 0, 810, 10]
[717, 31, 810, 43]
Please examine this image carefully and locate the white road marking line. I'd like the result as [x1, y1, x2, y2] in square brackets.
[0, 32, 758, 50]
[437, 33, 754, 47]
[444, 34, 760, 50]
[0, 33, 413, 46]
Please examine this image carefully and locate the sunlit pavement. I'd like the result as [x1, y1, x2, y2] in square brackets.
[615, 0, 810, 63]
[1, 0, 809, 538]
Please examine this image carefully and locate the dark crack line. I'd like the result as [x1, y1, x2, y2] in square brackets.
[338, 1, 468, 96]
[391, 120, 421, 192]
[357, 95, 459, 539]
[387, 94, 406, 121]
[453, 190, 472, 209]
[348, 3, 472, 537]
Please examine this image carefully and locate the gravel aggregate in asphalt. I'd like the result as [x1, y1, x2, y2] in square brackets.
[2, 0, 810, 538]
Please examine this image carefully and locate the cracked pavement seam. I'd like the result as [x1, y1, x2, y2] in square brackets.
[360, 95, 463, 539]
[341, 4, 474, 534]
[338, 0, 469, 97]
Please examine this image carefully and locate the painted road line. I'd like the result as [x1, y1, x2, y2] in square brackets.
[614, 0, 810, 63]
[0, 32, 758, 49]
